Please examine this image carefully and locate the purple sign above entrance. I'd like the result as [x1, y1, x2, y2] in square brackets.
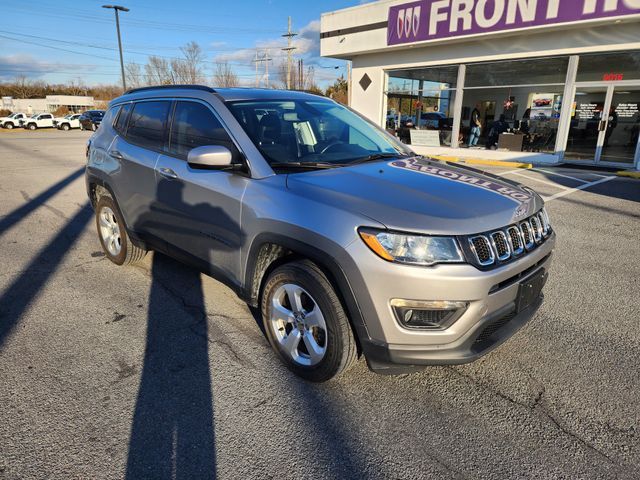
[387, 0, 640, 46]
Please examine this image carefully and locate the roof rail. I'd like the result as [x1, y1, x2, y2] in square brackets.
[123, 85, 216, 95]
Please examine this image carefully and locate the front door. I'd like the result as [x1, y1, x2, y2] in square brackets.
[153, 100, 248, 284]
[566, 84, 640, 167]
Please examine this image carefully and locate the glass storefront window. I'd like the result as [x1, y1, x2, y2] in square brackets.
[461, 87, 562, 153]
[465, 56, 569, 87]
[386, 65, 458, 146]
[577, 51, 640, 82]
[460, 56, 569, 153]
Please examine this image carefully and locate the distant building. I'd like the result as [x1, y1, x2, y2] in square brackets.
[1, 95, 95, 114]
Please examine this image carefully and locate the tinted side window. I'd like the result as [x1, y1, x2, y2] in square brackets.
[127, 101, 170, 149]
[170, 101, 237, 159]
[101, 106, 119, 130]
[114, 103, 132, 134]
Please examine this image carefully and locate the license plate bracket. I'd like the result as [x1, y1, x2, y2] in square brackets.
[516, 269, 548, 313]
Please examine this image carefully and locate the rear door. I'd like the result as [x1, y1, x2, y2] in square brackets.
[153, 99, 248, 282]
[108, 100, 172, 240]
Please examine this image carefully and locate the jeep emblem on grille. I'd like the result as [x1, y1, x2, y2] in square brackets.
[514, 205, 528, 219]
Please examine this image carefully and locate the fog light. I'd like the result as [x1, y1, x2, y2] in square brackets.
[391, 299, 467, 330]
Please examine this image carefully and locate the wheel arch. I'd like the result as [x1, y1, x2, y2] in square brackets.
[86, 173, 148, 250]
[244, 233, 370, 352]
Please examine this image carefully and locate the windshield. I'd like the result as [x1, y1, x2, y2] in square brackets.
[226, 99, 410, 167]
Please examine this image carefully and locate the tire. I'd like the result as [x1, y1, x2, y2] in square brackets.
[62, 123, 70, 131]
[28, 123, 36, 130]
[95, 195, 147, 266]
[5, 123, 13, 130]
[91, 123, 97, 131]
[261, 260, 358, 382]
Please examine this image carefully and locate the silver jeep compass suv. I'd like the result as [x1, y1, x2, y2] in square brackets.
[86, 86, 555, 382]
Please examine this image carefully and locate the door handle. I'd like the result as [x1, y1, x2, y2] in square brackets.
[108, 150, 124, 160]
[157, 167, 178, 180]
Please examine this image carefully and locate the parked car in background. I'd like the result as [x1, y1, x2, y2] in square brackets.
[0, 112, 27, 129]
[79, 110, 105, 131]
[54, 113, 83, 130]
[22, 113, 55, 130]
[86, 85, 555, 382]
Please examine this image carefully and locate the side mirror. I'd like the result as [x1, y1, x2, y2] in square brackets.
[187, 145, 233, 169]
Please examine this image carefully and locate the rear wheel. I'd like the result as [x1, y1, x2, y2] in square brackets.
[95, 195, 147, 266]
[261, 260, 358, 382]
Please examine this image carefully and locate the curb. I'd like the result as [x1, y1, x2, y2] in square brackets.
[616, 170, 640, 179]
[431, 155, 533, 169]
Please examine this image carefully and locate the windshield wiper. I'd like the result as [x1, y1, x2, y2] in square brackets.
[269, 161, 340, 170]
[347, 152, 411, 165]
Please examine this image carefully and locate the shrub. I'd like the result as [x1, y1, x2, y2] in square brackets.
[52, 106, 71, 117]
[0, 109, 12, 116]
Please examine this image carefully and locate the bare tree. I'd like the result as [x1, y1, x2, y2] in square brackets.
[179, 41, 205, 84]
[125, 62, 143, 88]
[212, 62, 239, 88]
[67, 77, 87, 96]
[11, 75, 37, 98]
[145, 56, 173, 85]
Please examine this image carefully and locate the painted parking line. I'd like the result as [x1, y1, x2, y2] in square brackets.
[532, 168, 590, 184]
[503, 170, 572, 190]
[543, 176, 617, 202]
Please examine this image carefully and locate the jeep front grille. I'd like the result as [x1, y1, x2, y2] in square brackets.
[507, 226, 524, 256]
[469, 235, 494, 266]
[465, 210, 552, 268]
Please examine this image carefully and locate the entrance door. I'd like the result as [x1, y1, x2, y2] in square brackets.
[566, 84, 640, 167]
[600, 86, 640, 166]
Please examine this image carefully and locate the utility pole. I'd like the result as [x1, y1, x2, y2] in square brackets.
[254, 50, 259, 87]
[265, 49, 271, 87]
[281, 16, 297, 90]
[253, 50, 273, 88]
[102, 5, 129, 91]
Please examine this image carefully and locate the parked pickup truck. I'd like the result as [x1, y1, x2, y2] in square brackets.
[0, 112, 26, 129]
[54, 113, 83, 130]
[22, 113, 55, 130]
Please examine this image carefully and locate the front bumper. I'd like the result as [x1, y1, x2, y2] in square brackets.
[361, 295, 543, 374]
[342, 231, 555, 374]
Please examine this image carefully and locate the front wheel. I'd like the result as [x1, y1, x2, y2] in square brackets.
[5, 123, 13, 130]
[62, 123, 70, 131]
[95, 195, 147, 266]
[28, 124, 36, 130]
[261, 260, 358, 382]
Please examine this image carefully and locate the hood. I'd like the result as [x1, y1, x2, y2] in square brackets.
[286, 157, 543, 235]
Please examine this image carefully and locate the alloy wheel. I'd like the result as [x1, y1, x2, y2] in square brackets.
[270, 283, 327, 367]
[98, 206, 122, 257]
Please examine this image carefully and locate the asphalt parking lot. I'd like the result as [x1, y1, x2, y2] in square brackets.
[0, 129, 639, 479]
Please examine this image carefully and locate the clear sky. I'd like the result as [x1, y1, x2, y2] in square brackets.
[0, 0, 371, 88]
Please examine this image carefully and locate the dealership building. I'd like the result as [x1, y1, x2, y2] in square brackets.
[321, 0, 640, 169]
[1, 95, 95, 114]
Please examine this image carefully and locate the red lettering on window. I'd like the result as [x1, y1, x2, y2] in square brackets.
[603, 73, 624, 81]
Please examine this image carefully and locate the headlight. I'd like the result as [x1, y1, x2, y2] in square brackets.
[359, 228, 463, 266]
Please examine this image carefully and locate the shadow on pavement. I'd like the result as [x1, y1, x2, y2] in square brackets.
[0, 167, 85, 236]
[0, 202, 93, 348]
[125, 253, 217, 479]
